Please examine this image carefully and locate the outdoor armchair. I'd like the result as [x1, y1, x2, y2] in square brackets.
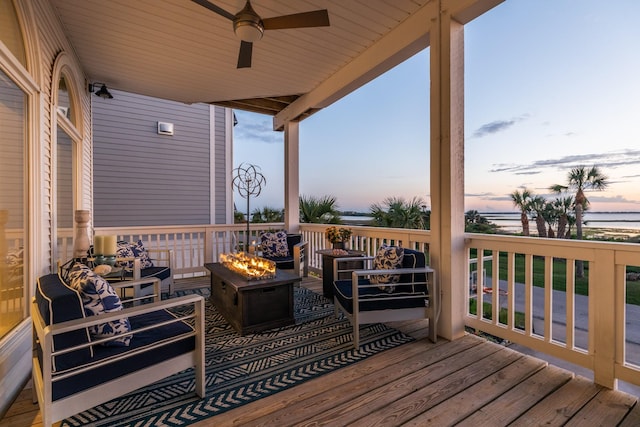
[332, 247, 438, 348]
[32, 271, 205, 426]
[259, 231, 309, 277]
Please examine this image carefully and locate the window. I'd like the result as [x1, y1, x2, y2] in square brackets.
[52, 65, 82, 265]
[0, 68, 26, 338]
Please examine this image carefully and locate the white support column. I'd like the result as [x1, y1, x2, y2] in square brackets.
[224, 108, 234, 225]
[283, 121, 300, 232]
[429, 3, 466, 340]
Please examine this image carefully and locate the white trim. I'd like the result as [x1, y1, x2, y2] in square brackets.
[225, 108, 234, 224]
[0, 0, 43, 413]
[50, 53, 85, 266]
[209, 105, 216, 224]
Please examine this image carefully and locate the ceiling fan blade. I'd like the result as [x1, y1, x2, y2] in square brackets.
[190, 0, 235, 21]
[237, 41, 253, 68]
[262, 10, 330, 30]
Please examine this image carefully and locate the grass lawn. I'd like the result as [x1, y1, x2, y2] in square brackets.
[470, 251, 640, 305]
[468, 298, 525, 329]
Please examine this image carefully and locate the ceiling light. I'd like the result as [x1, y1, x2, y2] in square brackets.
[234, 21, 263, 42]
[94, 84, 113, 99]
[233, 1, 264, 42]
[88, 83, 114, 99]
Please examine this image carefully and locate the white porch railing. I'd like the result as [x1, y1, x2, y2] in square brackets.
[93, 224, 286, 278]
[465, 233, 640, 389]
[70, 223, 640, 389]
[298, 223, 432, 268]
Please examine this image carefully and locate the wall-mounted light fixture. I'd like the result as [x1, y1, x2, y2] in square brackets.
[88, 82, 114, 99]
[157, 121, 174, 135]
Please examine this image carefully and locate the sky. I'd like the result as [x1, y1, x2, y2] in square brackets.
[233, 0, 640, 214]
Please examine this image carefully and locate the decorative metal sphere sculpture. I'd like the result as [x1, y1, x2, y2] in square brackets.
[232, 163, 266, 249]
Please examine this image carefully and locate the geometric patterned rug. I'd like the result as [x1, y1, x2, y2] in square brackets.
[62, 287, 414, 426]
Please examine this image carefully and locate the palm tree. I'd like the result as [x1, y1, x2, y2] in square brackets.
[550, 166, 608, 241]
[234, 211, 246, 224]
[529, 195, 548, 238]
[464, 210, 482, 225]
[251, 206, 284, 223]
[464, 210, 498, 233]
[511, 188, 532, 236]
[565, 214, 577, 238]
[299, 195, 341, 224]
[552, 196, 574, 239]
[542, 202, 558, 238]
[550, 165, 608, 277]
[370, 197, 426, 229]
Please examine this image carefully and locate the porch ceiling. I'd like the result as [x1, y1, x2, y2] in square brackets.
[50, 0, 498, 125]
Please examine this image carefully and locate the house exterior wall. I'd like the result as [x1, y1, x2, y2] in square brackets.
[92, 89, 230, 227]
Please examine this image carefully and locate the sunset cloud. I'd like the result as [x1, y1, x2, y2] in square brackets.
[472, 114, 530, 138]
[490, 150, 640, 174]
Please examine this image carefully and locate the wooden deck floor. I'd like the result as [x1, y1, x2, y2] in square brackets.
[4, 275, 640, 426]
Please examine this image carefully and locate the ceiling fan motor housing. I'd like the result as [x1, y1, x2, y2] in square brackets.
[233, 1, 264, 42]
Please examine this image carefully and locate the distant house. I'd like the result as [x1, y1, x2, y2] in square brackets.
[92, 90, 234, 227]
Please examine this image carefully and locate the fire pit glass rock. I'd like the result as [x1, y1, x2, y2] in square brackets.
[219, 252, 276, 280]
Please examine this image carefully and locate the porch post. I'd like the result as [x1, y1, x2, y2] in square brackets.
[283, 121, 300, 232]
[429, 3, 466, 340]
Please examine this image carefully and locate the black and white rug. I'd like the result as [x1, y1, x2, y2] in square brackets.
[62, 287, 414, 426]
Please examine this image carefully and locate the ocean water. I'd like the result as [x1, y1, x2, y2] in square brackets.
[342, 212, 640, 233]
[483, 212, 640, 233]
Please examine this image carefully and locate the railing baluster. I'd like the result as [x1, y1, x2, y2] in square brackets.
[524, 253, 533, 337]
[566, 259, 575, 349]
[507, 251, 515, 330]
[544, 255, 553, 343]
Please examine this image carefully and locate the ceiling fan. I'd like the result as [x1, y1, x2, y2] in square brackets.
[191, 0, 330, 69]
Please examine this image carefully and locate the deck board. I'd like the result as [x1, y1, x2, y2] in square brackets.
[510, 375, 601, 426]
[237, 337, 485, 427]
[3, 274, 639, 427]
[403, 355, 546, 426]
[564, 388, 637, 427]
[456, 363, 574, 426]
[345, 347, 524, 427]
[618, 400, 640, 427]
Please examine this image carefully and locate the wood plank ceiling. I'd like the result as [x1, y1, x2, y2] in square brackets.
[49, 1, 500, 123]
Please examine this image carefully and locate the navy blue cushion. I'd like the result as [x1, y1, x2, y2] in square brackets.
[332, 249, 429, 314]
[36, 274, 93, 372]
[397, 249, 428, 293]
[270, 256, 294, 269]
[286, 234, 302, 250]
[52, 309, 195, 401]
[333, 279, 427, 313]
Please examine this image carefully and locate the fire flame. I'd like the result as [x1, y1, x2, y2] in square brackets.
[220, 252, 276, 280]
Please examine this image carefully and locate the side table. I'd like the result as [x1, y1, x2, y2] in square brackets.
[317, 249, 366, 299]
